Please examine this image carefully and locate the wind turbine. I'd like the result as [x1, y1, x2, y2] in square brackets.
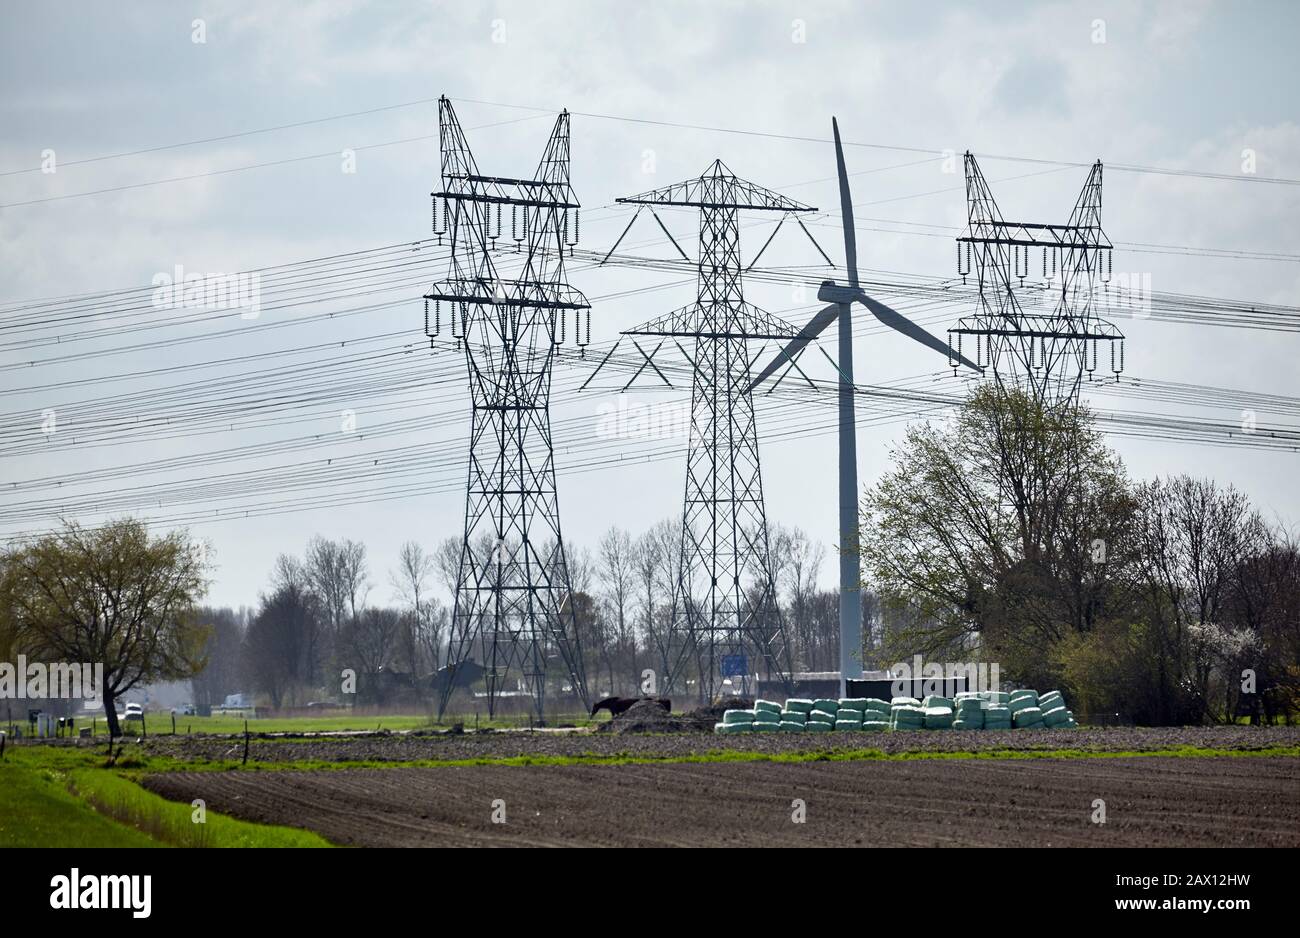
[748, 118, 983, 695]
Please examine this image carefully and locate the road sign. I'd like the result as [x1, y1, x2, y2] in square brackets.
[721, 654, 748, 678]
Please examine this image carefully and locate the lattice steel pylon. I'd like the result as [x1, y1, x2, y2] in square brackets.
[610, 161, 808, 702]
[949, 152, 1124, 407]
[423, 97, 590, 723]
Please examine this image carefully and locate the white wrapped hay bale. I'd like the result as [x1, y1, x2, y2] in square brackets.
[892, 705, 924, 730]
[983, 705, 1012, 729]
[722, 709, 755, 724]
[953, 699, 984, 729]
[807, 708, 837, 726]
[1041, 705, 1071, 727]
[863, 698, 892, 717]
[923, 706, 955, 729]
[1012, 706, 1044, 728]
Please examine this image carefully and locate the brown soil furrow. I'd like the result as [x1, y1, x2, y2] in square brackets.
[142, 755, 1300, 848]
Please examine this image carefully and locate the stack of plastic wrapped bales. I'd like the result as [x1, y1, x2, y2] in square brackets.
[981, 691, 1012, 730]
[1008, 689, 1044, 728]
[1037, 690, 1078, 728]
[716, 709, 754, 733]
[861, 698, 892, 730]
[714, 689, 1076, 732]
[890, 696, 924, 730]
[921, 695, 955, 729]
[751, 699, 781, 732]
[952, 693, 984, 729]
[834, 698, 865, 731]
[805, 698, 839, 733]
[779, 698, 810, 732]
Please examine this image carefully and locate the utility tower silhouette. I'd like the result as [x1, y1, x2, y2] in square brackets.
[423, 97, 589, 723]
[949, 152, 1124, 406]
[603, 160, 810, 701]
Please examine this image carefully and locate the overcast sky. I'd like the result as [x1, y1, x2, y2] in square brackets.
[2, 0, 1297, 609]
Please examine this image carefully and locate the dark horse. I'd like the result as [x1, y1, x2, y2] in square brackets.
[591, 696, 671, 719]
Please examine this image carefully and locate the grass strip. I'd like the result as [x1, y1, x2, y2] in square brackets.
[0, 749, 331, 847]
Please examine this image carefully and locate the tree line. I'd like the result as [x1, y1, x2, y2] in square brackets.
[191, 525, 866, 712]
[860, 385, 1300, 725]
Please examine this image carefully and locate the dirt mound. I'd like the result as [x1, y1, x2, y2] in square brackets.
[597, 698, 703, 734]
[684, 697, 754, 725]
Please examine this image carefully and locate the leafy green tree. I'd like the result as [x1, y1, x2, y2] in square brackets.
[860, 385, 1137, 689]
[0, 519, 210, 737]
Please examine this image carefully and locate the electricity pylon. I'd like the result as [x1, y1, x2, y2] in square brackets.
[949, 152, 1124, 406]
[595, 160, 808, 701]
[423, 97, 589, 723]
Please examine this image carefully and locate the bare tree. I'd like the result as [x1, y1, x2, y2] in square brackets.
[391, 541, 440, 690]
[270, 553, 308, 592]
[1135, 475, 1267, 723]
[191, 606, 245, 712]
[634, 529, 669, 687]
[773, 525, 825, 670]
[242, 583, 319, 710]
[339, 539, 370, 620]
[306, 537, 350, 637]
[598, 527, 636, 692]
[304, 536, 370, 682]
[341, 607, 402, 704]
[433, 537, 461, 602]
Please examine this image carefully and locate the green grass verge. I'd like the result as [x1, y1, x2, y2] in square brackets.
[0, 747, 331, 847]
[0, 761, 158, 848]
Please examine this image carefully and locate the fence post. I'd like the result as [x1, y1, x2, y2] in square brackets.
[242, 720, 250, 766]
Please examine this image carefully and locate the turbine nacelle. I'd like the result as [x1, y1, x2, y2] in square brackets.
[817, 281, 860, 305]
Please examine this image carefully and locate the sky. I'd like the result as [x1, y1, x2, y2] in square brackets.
[1, 0, 1298, 610]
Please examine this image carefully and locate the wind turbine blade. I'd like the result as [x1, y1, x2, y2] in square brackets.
[746, 303, 841, 391]
[832, 117, 858, 288]
[858, 295, 983, 373]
